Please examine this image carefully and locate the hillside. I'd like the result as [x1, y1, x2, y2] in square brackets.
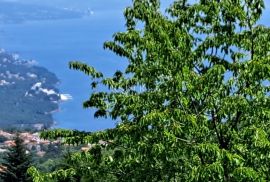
[0, 49, 61, 130]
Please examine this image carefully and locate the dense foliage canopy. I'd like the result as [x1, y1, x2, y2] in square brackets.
[29, 0, 270, 181]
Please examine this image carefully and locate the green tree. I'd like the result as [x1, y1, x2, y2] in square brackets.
[29, 0, 270, 181]
[1, 133, 32, 182]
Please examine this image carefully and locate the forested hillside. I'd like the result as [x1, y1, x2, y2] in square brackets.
[0, 50, 60, 130]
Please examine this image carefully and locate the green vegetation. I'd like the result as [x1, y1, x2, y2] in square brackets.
[0, 133, 32, 182]
[0, 51, 60, 130]
[32, 142, 82, 174]
[29, 0, 270, 181]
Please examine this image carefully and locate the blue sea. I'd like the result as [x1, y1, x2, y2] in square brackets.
[0, 0, 268, 131]
[0, 1, 130, 131]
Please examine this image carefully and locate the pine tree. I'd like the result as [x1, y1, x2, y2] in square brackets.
[0, 133, 32, 182]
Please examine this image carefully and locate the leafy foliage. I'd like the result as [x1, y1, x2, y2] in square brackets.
[29, 0, 270, 181]
[0, 133, 32, 182]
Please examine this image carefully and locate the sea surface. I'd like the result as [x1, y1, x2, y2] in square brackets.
[0, 0, 268, 131]
[0, 2, 130, 131]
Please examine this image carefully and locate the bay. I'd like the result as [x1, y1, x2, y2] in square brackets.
[0, 7, 128, 131]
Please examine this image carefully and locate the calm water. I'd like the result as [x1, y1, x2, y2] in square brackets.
[0, 0, 268, 131]
[0, 5, 129, 131]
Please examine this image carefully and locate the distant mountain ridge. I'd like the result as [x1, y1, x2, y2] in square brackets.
[0, 49, 61, 130]
[0, 1, 85, 24]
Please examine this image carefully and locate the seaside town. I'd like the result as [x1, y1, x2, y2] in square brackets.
[0, 130, 55, 157]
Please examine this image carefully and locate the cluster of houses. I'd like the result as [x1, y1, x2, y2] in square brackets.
[0, 130, 53, 156]
[0, 130, 94, 156]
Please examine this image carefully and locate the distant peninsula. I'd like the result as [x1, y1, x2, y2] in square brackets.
[0, 49, 65, 130]
[0, 1, 85, 24]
